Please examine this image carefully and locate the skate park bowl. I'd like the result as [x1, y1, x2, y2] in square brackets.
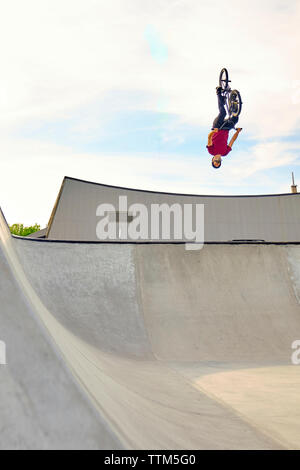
[1, 184, 300, 448]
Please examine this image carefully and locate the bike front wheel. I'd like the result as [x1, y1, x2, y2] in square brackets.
[219, 68, 229, 91]
[229, 89, 242, 117]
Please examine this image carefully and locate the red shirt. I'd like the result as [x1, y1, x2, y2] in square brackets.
[207, 129, 232, 156]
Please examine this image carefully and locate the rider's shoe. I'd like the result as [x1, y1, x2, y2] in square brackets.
[216, 86, 223, 95]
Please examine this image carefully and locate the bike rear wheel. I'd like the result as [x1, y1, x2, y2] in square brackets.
[229, 89, 242, 117]
[219, 68, 229, 90]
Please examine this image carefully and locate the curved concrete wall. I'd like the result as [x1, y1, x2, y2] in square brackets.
[3, 205, 300, 448]
[0, 209, 122, 449]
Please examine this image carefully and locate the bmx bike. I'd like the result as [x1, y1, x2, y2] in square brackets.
[218, 68, 242, 129]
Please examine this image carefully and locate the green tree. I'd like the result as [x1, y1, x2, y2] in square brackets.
[9, 223, 41, 237]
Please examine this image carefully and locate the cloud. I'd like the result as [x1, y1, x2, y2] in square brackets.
[0, 0, 299, 224]
[0, 0, 299, 138]
[224, 140, 299, 179]
[1, 136, 298, 226]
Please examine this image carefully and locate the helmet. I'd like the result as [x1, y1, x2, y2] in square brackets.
[212, 157, 222, 169]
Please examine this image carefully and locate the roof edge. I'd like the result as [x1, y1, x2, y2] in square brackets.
[10, 234, 300, 246]
[45, 177, 67, 238]
[63, 176, 298, 199]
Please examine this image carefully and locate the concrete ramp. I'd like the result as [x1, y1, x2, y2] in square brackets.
[1, 208, 300, 449]
[0, 210, 122, 449]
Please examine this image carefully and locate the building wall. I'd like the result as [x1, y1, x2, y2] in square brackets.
[46, 177, 300, 242]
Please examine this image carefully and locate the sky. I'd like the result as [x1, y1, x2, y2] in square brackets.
[0, 0, 300, 226]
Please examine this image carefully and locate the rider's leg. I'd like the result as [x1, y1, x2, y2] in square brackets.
[221, 115, 239, 131]
[212, 94, 226, 129]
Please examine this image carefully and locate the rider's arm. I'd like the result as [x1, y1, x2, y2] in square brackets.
[228, 128, 242, 148]
[207, 129, 218, 147]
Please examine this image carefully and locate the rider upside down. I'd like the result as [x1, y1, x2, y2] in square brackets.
[207, 85, 242, 169]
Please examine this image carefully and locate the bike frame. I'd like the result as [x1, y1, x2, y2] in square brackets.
[219, 88, 237, 131]
[218, 68, 241, 131]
